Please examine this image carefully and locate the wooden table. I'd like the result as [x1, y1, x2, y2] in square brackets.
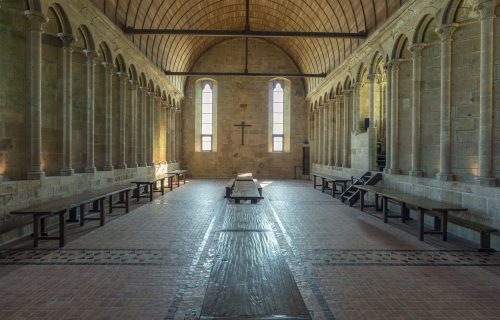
[320, 175, 350, 197]
[231, 180, 263, 204]
[355, 185, 467, 241]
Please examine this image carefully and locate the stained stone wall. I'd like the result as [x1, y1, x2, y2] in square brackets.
[309, 0, 500, 249]
[0, 0, 182, 245]
[182, 38, 307, 179]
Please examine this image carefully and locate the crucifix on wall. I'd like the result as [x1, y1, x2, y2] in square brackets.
[234, 121, 252, 145]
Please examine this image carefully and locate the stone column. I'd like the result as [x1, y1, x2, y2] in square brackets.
[322, 103, 328, 165]
[389, 60, 402, 174]
[318, 105, 323, 165]
[176, 108, 182, 163]
[83, 50, 97, 173]
[25, 11, 47, 180]
[165, 103, 170, 163]
[147, 92, 155, 166]
[172, 106, 177, 162]
[160, 101, 167, 163]
[335, 96, 343, 167]
[436, 24, 458, 180]
[102, 62, 114, 171]
[327, 99, 335, 166]
[367, 74, 377, 171]
[167, 105, 173, 163]
[129, 80, 138, 168]
[475, 0, 496, 186]
[384, 64, 392, 173]
[343, 91, 351, 168]
[59, 34, 75, 176]
[352, 83, 361, 134]
[314, 107, 320, 164]
[154, 96, 161, 164]
[116, 72, 128, 169]
[409, 44, 427, 177]
[138, 87, 147, 167]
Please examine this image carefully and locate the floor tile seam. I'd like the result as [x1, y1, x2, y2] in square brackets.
[265, 199, 336, 320]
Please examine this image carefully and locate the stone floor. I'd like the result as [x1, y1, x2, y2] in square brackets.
[0, 179, 499, 319]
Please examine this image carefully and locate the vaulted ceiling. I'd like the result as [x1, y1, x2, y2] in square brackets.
[90, 0, 409, 93]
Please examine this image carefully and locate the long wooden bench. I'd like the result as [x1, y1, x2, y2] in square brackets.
[167, 169, 188, 187]
[355, 185, 497, 251]
[320, 174, 350, 197]
[10, 184, 134, 247]
[131, 176, 166, 202]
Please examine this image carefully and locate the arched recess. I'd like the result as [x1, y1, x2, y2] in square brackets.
[40, 4, 71, 175]
[137, 72, 148, 166]
[370, 52, 386, 163]
[417, 15, 442, 177]
[449, 0, 481, 182]
[391, 35, 412, 174]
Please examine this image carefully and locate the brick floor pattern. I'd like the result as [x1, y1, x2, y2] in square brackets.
[0, 180, 499, 320]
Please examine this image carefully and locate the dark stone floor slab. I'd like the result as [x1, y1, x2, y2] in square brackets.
[201, 204, 310, 319]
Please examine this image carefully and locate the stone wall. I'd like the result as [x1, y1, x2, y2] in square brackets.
[0, 0, 182, 245]
[181, 38, 307, 179]
[308, 0, 500, 249]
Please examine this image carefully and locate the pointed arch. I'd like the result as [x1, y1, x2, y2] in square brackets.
[128, 64, 138, 81]
[99, 42, 113, 63]
[47, 3, 72, 35]
[392, 35, 409, 59]
[77, 25, 95, 51]
[114, 54, 126, 73]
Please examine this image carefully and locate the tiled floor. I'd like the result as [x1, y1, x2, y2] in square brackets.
[0, 179, 499, 319]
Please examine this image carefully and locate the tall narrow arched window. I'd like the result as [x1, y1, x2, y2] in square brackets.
[195, 79, 217, 152]
[201, 82, 213, 151]
[272, 82, 285, 152]
[268, 78, 290, 153]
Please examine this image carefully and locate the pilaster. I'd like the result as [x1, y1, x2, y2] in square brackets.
[59, 33, 75, 176]
[409, 43, 427, 177]
[102, 62, 114, 171]
[84, 50, 98, 173]
[116, 72, 128, 169]
[436, 24, 458, 181]
[25, 11, 47, 180]
[389, 60, 402, 175]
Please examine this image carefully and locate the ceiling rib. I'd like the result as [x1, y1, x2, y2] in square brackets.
[163, 71, 327, 78]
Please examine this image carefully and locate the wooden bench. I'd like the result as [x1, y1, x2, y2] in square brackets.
[131, 176, 166, 202]
[355, 185, 497, 251]
[253, 179, 263, 197]
[320, 174, 350, 197]
[231, 179, 263, 204]
[158, 173, 175, 191]
[10, 184, 134, 247]
[167, 169, 188, 187]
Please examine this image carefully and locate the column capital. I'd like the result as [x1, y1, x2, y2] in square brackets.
[102, 61, 115, 73]
[58, 33, 75, 48]
[367, 73, 378, 83]
[115, 71, 128, 80]
[474, 0, 496, 20]
[388, 59, 402, 70]
[436, 23, 459, 42]
[84, 49, 98, 60]
[24, 11, 47, 31]
[153, 95, 161, 102]
[128, 79, 138, 89]
[409, 43, 428, 58]
[146, 91, 155, 97]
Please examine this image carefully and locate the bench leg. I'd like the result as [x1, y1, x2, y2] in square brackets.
[169, 177, 173, 191]
[479, 231, 494, 252]
[99, 198, 105, 226]
[109, 194, 113, 213]
[433, 216, 442, 231]
[441, 213, 448, 241]
[79, 204, 85, 226]
[135, 186, 140, 202]
[383, 197, 388, 223]
[161, 180, 165, 195]
[67, 207, 79, 223]
[402, 204, 410, 223]
[149, 183, 153, 202]
[33, 215, 40, 248]
[58, 211, 66, 247]
[418, 208, 425, 241]
[360, 190, 365, 211]
[125, 190, 130, 212]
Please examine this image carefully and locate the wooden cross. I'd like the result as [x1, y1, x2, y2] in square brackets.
[234, 121, 252, 145]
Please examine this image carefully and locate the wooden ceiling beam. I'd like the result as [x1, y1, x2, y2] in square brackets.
[125, 28, 367, 39]
[163, 70, 327, 78]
